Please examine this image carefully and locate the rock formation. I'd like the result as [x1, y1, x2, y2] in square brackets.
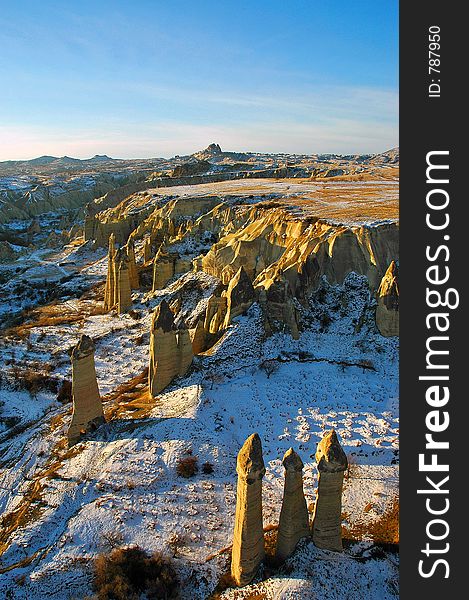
[148, 300, 193, 397]
[103, 236, 133, 313]
[143, 237, 152, 263]
[0, 241, 19, 263]
[151, 248, 190, 291]
[190, 320, 208, 354]
[125, 237, 139, 289]
[26, 218, 41, 242]
[103, 233, 117, 311]
[171, 159, 212, 178]
[376, 260, 399, 337]
[231, 433, 266, 586]
[87, 182, 398, 337]
[152, 248, 176, 291]
[203, 294, 228, 334]
[223, 266, 255, 328]
[116, 248, 132, 313]
[176, 324, 193, 377]
[258, 277, 300, 339]
[68, 335, 104, 446]
[276, 448, 310, 561]
[311, 430, 348, 552]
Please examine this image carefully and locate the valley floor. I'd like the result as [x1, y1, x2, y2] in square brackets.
[0, 242, 398, 599]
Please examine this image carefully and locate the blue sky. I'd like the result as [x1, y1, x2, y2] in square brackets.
[0, 0, 398, 160]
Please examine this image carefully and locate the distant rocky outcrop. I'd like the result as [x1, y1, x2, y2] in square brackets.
[148, 300, 193, 397]
[68, 335, 104, 446]
[171, 159, 212, 178]
[193, 143, 223, 161]
[375, 261, 399, 337]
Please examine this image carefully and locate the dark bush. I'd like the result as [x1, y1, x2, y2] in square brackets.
[176, 455, 198, 478]
[260, 359, 279, 379]
[92, 546, 179, 600]
[202, 461, 214, 475]
[56, 379, 72, 403]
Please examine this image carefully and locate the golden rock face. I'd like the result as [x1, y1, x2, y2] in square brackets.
[276, 448, 310, 561]
[68, 335, 104, 446]
[312, 430, 348, 552]
[376, 260, 399, 337]
[97, 185, 398, 344]
[103, 236, 135, 314]
[148, 300, 193, 397]
[231, 433, 266, 587]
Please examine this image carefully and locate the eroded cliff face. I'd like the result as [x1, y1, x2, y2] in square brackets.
[91, 186, 398, 341]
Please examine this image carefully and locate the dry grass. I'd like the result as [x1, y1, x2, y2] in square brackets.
[79, 281, 106, 301]
[3, 299, 105, 339]
[0, 479, 45, 558]
[102, 369, 150, 420]
[342, 496, 399, 545]
[276, 181, 399, 223]
[8, 363, 59, 396]
[202, 461, 214, 474]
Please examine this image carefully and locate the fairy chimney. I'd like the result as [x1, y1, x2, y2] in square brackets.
[231, 433, 266, 586]
[103, 233, 117, 311]
[125, 237, 139, 289]
[148, 300, 193, 397]
[311, 430, 348, 552]
[116, 248, 132, 313]
[204, 294, 227, 334]
[68, 335, 104, 446]
[276, 448, 310, 561]
[176, 325, 193, 376]
[152, 248, 176, 291]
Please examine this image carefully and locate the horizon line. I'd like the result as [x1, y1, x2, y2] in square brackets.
[0, 145, 399, 164]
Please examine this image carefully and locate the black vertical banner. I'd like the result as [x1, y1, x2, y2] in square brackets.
[400, 2, 465, 598]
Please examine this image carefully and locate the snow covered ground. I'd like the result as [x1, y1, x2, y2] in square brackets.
[0, 248, 398, 598]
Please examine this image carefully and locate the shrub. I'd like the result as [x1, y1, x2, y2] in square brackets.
[202, 461, 214, 475]
[260, 359, 279, 379]
[56, 379, 72, 403]
[92, 546, 179, 600]
[318, 311, 332, 331]
[176, 455, 198, 478]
